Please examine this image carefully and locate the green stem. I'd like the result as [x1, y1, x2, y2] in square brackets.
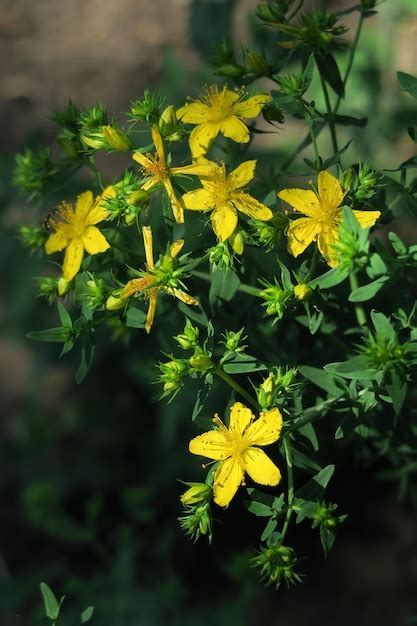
[214, 368, 260, 411]
[86, 157, 106, 190]
[349, 272, 367, 326]
[191, 270, 261, 297]
[284, 399, 336, 435]
[334, 13, 364, 116]
[280, 437, 294, 543]
[320, 75, 339, 154]
[288, 0, 304, 21]
[305, 247, 319, 283]
[309, 121, 321, 166]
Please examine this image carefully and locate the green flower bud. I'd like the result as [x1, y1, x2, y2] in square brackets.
[251, 543, 302, 588]
[159, 105, 177, 137]
[215, 64, 246, 79]
[19, 225, 47, 250]
[180, 483, 212, 506]
[105, 292, 126, 311]
[255, 2, 289, 23]
[189, 352, 213, 372]
[101, 125, 131, 151]
[262, 103, 285, 124]
[229, 229, 245, 255]
[34, 276, 60, 304]
[293, 283, 312, 301]
[178, 502, 213, 543]
[58, 277, 72, 296]
[223, 328, 247, 353]
[175, 319, 199, 350]
[247, 51, 269, 76]
[128, 189, 150, 207]
[57, 135, 79, 159]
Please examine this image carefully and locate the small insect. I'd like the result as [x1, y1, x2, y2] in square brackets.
[43, 208, 59, 232]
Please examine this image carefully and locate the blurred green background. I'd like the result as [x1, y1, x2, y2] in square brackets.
[1, 1, 417, 625]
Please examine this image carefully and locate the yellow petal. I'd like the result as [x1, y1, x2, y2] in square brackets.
[189, 430, 230, 460]
[213, 457, 244, 507]
[82, 225, 110, 254]
[182, 187, 214, 211]
[287, 217, 320, 257]
[62, 239, 84, 281]
[317, 229, 339, 267]
[145, 289, 158, 334]
[89, 186, 113, 224]
[122, 276, 154, 299]
[163, 178, 184, 223]
[45, 231, 69, 255]
[170, 162, 216, 177]
[151, 125, 165, 163]
[141, 177, 158, 192]
[352, 210, 381, 228]
[169, 239, 184, 258]
[168, 288, 199, 306]
[189, 122, 220, 158]
[176, 102, 210, 124]
[219, 116, 250, 143]
[229, 402, 254, 436]
[211, 204, 238, 241]
[318, 171, 345, 210]
[242, 448, 281, 486]
[142, 226, 154, 270]
[74, 191, 95, 220]
[227, 160, 256, 191]
[133, 151, 153, 169]
[233, 94, 272, 118]
[278, 188, 320, 217]
[246, 407, 283, 446]
[232, 192, 273, 221]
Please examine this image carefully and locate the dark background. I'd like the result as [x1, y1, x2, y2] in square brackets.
[1, 1, 417, 625]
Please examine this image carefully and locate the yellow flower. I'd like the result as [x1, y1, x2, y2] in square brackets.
[45, 190, 110, 281]
[182, 159, 273, 241]
[189, 401, 282, 507]
[177, 85, 272, 157]
[278, 171, 381, 267]
[121, 226, 199, 334]
[132, 125, 212, 223]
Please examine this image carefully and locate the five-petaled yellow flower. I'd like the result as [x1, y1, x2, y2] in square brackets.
[189, 401, 282, 507]
[122, 226, 199, 334]
[132, 125, 212, 223]
[45, 190, 110, 281]
[176, 85, 271, 157]
[182, 159, 273, 242]
[278, 170, 381, 267]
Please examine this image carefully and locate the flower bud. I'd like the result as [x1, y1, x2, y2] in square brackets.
[247, 51, 269, 76]
[19, 225, 47, 249]
[215, 64, 246, 79]
[262, 103, 285, 124]
[180, 483, 212, 506]
[58, 277, 71, 296]
[105, 292, 125, 311]
[224, 328, 247, 353]
[293, 283, 312, 301]
[255, 2, 287, 23]
[57, 135, 79, 159]
[128, 189, 150, 207]
[189, 352, 213, 372]
[229, 229, 245, 255]
[175, 319, 199, 350]
[159, 105, 177, 137]
[101, 126, 131, 151]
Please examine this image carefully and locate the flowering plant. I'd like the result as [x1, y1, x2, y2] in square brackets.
[16, 0, 417, 592]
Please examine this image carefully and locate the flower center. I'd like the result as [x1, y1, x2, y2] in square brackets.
[210, 165, 231, 205]
[141, 154, 169, 181]
[200, 86, 240, 122]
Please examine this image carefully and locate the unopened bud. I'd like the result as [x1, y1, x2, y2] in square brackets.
[180, 483, 212, 506]
[159, 105, 177, 137]
[229, 229, 245, 255]
[101, 126, 131, 151]
[215, 64, 246, 79]
[189, 353, 213, 371]
[293, 283, 312, 301]
[58, 277, 71, 296]
[247, 51, 269, 76]
[105, 292, 125, 311]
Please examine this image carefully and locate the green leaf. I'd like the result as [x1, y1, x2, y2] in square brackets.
[333, 114, 367, 128]
[310, 266, 349, 289]
[325, 356, 378, 380]
[322, 139, 352, 169]
[76, 344, 95, 384]
[40, 582, 64, 620]
[371, 310, 396, 340]
[315, 52, 345, 98]
[27, 327, 69, 343]
[388, 232, 407, 255]
[178, 302, 209, 327]
[349, 276, 389, 302]
[386, 372, 407, 417]
[125, 306, 147, 329]
[299, 365, 344, 397]
[81, 606, 95, 623]
[398, 71, 417, 99]
[320, 525, 336, 557]
[57, 301, 73, 328]
[223, 353, 267, 374]
[246, 487, 275, 507]
[292, 447, 322, 472]
[245, 501, 273, 517]
[295, 465, 335, 501]
[209, 269, 240, 308]
[261, 517, 278, 542]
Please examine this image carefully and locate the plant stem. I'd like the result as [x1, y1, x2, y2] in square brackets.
[191, 270, 261, 297]
[280, 437, 294, 543]
[309, 121, 321, 166]
[305, 247, 320, 282]
[284, 399, 336, 435]
[349, 271, 367, 326]
[334, 13, 364, 116]
[86, 157, 105, 190]
[214, 368, 260, 411]
[320, 75, 339, 154]
[288, 0, 304, 21]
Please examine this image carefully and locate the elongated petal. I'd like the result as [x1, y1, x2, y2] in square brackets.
[182, 187, 214, 211]
[246, 407, 283, 446]
[189, 429, 231, 460]
[232, 192, 273, 221]
[318, 171, 345, 210]
[163, 178, 184, 223]
[219, 116, 250, 143]
[233, 94, 272, 118]
[229, 402, 254, 436]
[287, 217, 320, 257]
[278, 188, 320, 217]
[151, 125, 166, 163]
[62, 239, 84, 281]
[167, 288, 199, 306]
[170, 162, 216, 177]
[132, 151, 153, 169]
[82, 225, 110, 255]
[317, 229, 339, 267]
[189, 122, 220, 157]
[45, 231, 69, 255]
[228, 160, 256, 191]
[141, 177, 158, 192]
[211, 204, 238, 241]
[142, 226, 154, 269]
[122, 276, 154, 299]
[145, 289, 158, 334]
[75, 190, 94, 220]
[242, 448, 281, 486]
[89, 186, 113, 224]
[170, 239, 184, 258]
[352, 210, 381, 228]
[213, 457, 244, 507]
[176, 102, 211, 124]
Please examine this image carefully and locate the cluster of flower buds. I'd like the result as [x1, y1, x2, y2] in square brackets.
[179, 483, 213, 542]
[251, 542, 302, 588]
[257, 367, 298, 409]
